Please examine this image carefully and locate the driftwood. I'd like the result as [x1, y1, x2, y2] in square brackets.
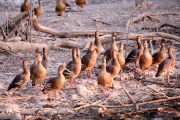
[0, 31, 180, 52]
[126, 12, 180, 28]
[160, 23, 180, 29]
[121, 85, 139, 111]
[74, 95, 180, 111]
[0, 12, 180, 52]
[1, 12, 30, 41]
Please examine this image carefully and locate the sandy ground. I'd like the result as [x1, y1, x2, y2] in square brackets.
[0, 0, 180, 119]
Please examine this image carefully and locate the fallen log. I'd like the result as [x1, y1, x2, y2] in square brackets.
[1, 31, 180, 52]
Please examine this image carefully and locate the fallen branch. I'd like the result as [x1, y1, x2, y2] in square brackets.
[92, 19, 111, 26]
[121, 84, 138, 111]
[3, 12, 30, 41]
[160, 23, 180, 29]
[98, 96, 180, 108]
[147, 85, 169, 99]
[74, 95, 112, 111]
[101, 32, 180, 45]
[126, 12, 180, 28]
[74, 95, 180, 110]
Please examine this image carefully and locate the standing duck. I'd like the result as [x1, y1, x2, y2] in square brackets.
[104, 32, 118, 63]
[76, 0, 87, 12]
[42, 47, 50, 70]
[117, 42, 125, 80]
[97, 56, 113, 90]
[31, 54, 47, 89]
[34, 0, 43, 19]
[125, 35, 143, 71]
[7, 60, 30, 95]
[152, 39, 166, 70]
[81, 41, 97, 78]
[156, 46, 176, 84]
[106, 50, 121, 79]
[42, 65, 66, 101]
[63, 48, 82, 87]
[30, 48, 40, 78]
[139, 40, 153, 75]
[55, 0, 67, 20]
[21, 0, 31, 12]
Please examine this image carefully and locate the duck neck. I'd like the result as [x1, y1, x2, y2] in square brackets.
[57, 0, 63, 5]
[95, 32, 100, 45]
[23, 64, 30, 77]
[101, 63, 107, 72]
[137, 40, 143, 49]
[160, 43, 165, 52]
[58, 71, 65, 83]
[112, 52, 119, 65]
[43, 52, 48, 61]
[72, 49, 76, 61]
[168, 50, 174, 59]
[118, 49, 124, 57]
[39, 2, 43, 8]
[143, 46, 149, 54]
[25, 0, 29, 5]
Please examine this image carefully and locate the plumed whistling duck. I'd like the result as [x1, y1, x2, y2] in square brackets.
[21, 0, 31, 12]
[139, 40, 153, 76]
[42, 65, 66, 101]
[152, 39, 166, 71]
[34, 0, 43, 19]
[63, 48, 82, 87]
[156, 46, 176, 84]
[31, 54, 47, 89]
[7, 60, 30, 95]
[125, 35, 143, 71]
[42, 47, 50, 70]
[76, 0, 87, 12]
[81, 41, 97, 78]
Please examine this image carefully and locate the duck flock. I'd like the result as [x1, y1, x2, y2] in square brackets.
[6, 0, 176, 101]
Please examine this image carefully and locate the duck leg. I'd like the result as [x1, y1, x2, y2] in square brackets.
[54, 91, 57, 101]
[119, 71, 124, 81]
[162, 75, 165, 83]
[167, 74, 170, 84]
[84, 70, 87, 79]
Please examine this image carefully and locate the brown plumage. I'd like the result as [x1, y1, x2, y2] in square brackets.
[63, 48, 82, 87]
[97, 56, 113, 88]
[21, 0, 31, 12]
[125, 35, 144, 70]
[76, 0, 87, 12]
[104, 32, 118, 63]
[7, 60, 30, 95]
[34, 0, 43, 19]
[156, 46, 176, 84]
[42, 65, 66, 101]
[31, 54, 47, 88]
[117, 42, 125, 69]
[139, 40, 153, 75]
[152, 39, 166, 66]
[106, 50, 121, 79]
[117, 42, 125, 80]
[86, 31, 103, 56]
[81, 41, 97, 78]
[94, 30, 104, 56]
[30, 48, 40, 78]
[62, 0, 71, 9]
[55, 0, 67, 16]
[42, 47, 50, 70]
